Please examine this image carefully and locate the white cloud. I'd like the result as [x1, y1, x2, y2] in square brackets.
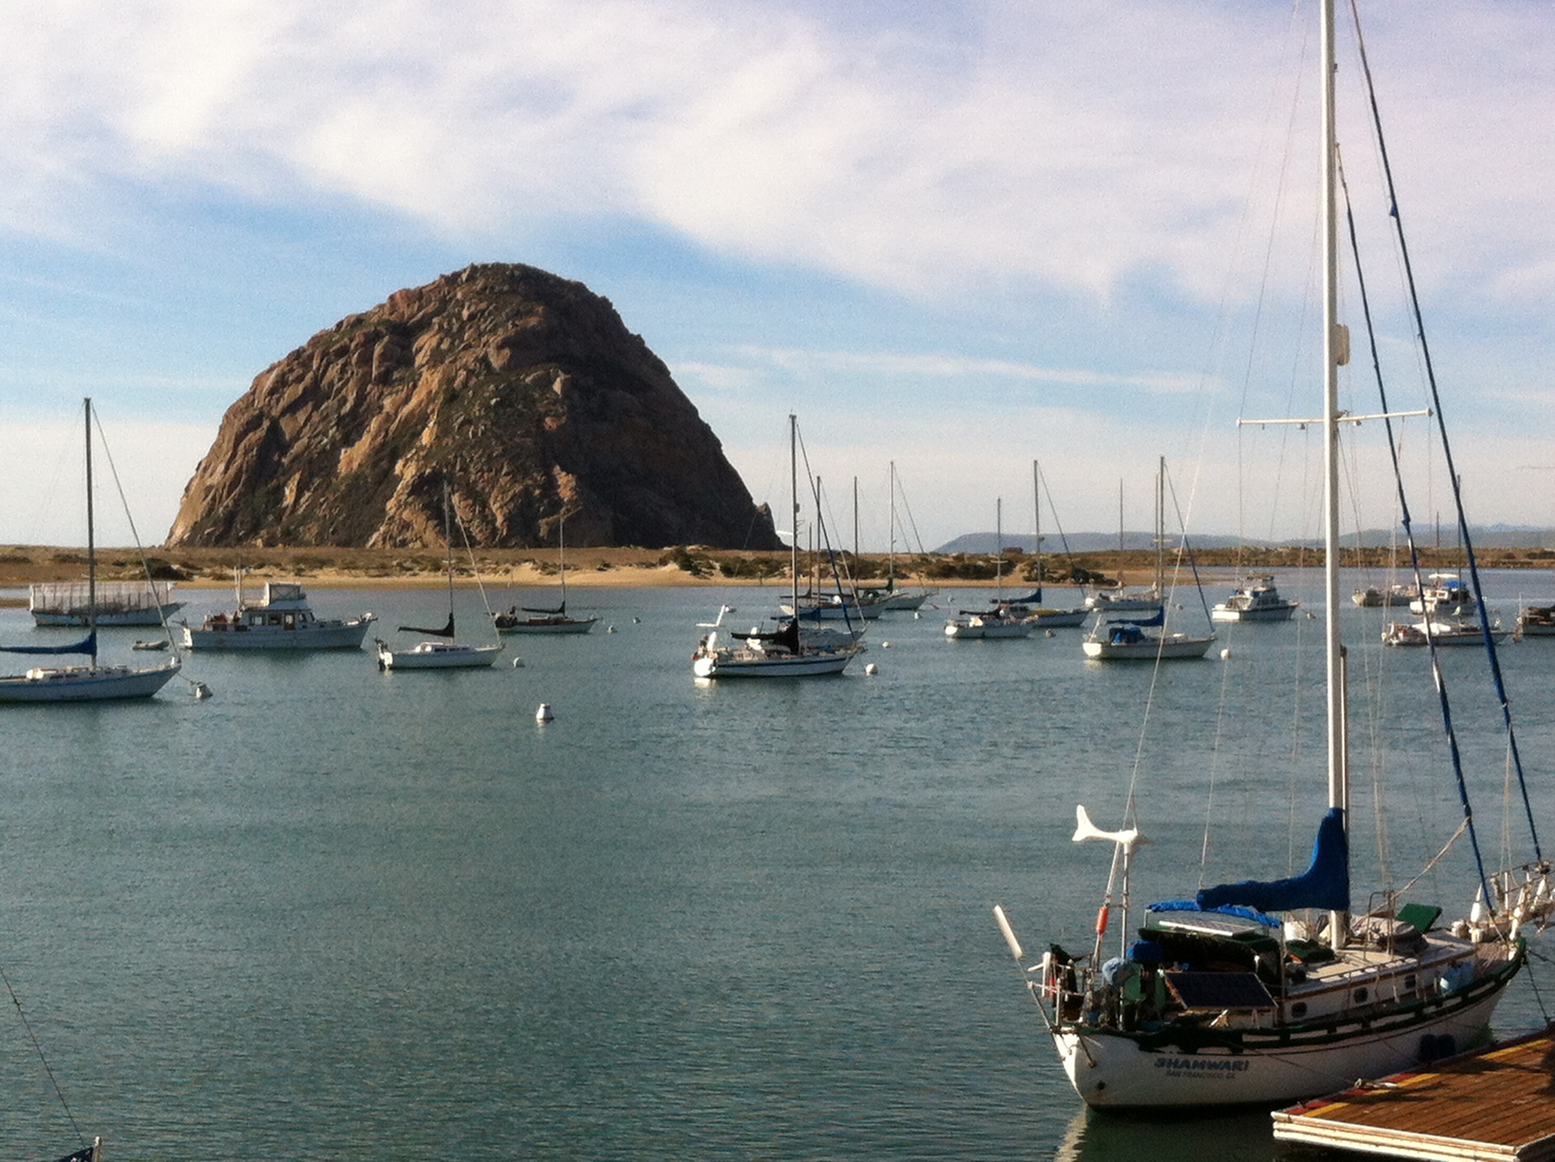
[3, 0, 1550, 308]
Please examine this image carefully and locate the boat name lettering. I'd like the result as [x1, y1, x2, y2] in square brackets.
[1154, 1057, 1249, 1074]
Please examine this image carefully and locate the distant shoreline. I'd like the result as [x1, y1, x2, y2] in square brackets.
[2, 542, 1550, 596]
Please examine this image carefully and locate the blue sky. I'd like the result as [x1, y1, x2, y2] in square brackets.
[1, 0, 1550, 550]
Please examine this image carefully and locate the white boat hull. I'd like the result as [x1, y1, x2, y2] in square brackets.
[0, 658, 181, 702]
[1056, 981, 1508, 1109]
[1025, 608, 1089, 628]
[1083, 634, 1214, 659]
[184, 619, 372, 650]
[32, 601, 185, 627]
[1211, 605, 1298, 622]
[377, 642, 502, 669]
[693, 650, 854, 678]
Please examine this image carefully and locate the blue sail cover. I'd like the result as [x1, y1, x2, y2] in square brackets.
[1, 631, 96, 656]
[1196, 807, 1349, 914]
[1108, 607, 1164, 627]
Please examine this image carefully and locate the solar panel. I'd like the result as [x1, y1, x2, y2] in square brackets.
[1166, 971, 1275, 1010]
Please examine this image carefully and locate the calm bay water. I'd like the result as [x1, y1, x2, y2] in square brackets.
[1, 570, 1552, 1160]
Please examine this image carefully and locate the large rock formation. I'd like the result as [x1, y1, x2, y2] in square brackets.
[167, 263, 781, 550]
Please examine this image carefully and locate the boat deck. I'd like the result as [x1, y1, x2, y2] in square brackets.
[1271, 1026, 1555, 1161]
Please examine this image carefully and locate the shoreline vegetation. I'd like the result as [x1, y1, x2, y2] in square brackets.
[2, 542, 1552, 600]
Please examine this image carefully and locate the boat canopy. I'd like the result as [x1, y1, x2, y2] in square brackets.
[732, 620, 800, 654]
[1, 631, 96, 655]
[1196, 808, 1349, 914]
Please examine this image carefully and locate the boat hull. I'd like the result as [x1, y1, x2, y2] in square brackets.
[1025, 608, 1090, 628]
[1056, 974, 1512, 1109]
[495, 618, 596, 635]
[1083, 634, 1214, 659]
[1211, 605, 1298, 622]
[183, 620, 372, 650]
[0, 659, 181, 702]
[377, 643, 502, 669]
[693, 650, 854, 678]
[32, 601, 185, 627]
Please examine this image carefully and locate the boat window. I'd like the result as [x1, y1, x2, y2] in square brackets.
[1290, 1002, 1307, 1018]
[1353, 987, 1369, 1004]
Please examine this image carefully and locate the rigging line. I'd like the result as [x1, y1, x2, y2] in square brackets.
[89, 406, 182, 652]
[450, 491, 496, 620]
[1336, 147, 1492, 906]
[1035, 465, 1079, 570]
[1347, 0, 1542, 866]
[0, 960, 85, 1146]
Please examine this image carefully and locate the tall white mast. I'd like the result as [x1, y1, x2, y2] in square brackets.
[1321, 0, 1350, 945]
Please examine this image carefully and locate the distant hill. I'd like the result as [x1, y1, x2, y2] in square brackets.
[935, 526, 1555, 555]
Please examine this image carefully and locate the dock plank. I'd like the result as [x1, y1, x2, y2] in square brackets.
[1272, 1027, 1555, 1161]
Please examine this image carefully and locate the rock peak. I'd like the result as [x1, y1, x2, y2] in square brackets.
[168, 263, 780, 550]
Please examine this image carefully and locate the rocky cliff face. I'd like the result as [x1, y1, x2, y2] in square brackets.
[167, 263, 781, 550]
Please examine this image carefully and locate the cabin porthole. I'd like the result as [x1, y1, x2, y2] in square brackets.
[1290, 1002, 1308, 1018]
[1353, 987, 1369, 1004]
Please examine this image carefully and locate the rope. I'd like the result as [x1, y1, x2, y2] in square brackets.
[0, 960, 85, 1146]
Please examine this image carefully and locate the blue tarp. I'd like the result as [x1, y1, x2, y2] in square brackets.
[1147, 900, 1282, 929]
[1196, 807, 1350, 914]
[1, 631, 96, 656]
[1107, 607, 1164, 627]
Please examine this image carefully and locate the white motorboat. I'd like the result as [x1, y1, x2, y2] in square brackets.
[1083, 585, 1163, 614]
[1382, 618, 1505, 648]
[1351, 582, 1417, 608]
[1211, 576, 1299, 622]
[182, 580, 374, 650]
[994, 1, 1532, 1110]
[0, 400, 181, 703]
[1409, 572, 1478, 617]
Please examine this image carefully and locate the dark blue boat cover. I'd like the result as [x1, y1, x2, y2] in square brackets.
[1, 631, 96, 655]
[1195, 807, 1349, 914]
[1107, 608, 1164, 627]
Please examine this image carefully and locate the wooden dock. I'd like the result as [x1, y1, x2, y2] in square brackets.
[1272, 1027, 1555, 1161]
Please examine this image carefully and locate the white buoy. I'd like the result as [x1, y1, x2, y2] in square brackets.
[191, 681, 212, 699]
[607, 625, 616, 633]
[913, 612, 921, 620]
[536, 702, 554, 722]
[1220, 647, 1231, 660]
[1044, 629, 1054, 638]
[880, 641, 892, 649]
[864, 662, 878, 675]
[511, 657, 525, 668]
[632, 616, 641, 623]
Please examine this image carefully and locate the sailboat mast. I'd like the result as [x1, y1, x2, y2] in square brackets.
[443, 480, 454, 620]
[84, 398, 97, 664]
[1032, 461, 1041, 597]
[789, 415, 799, 615]
[995, 498, 1003, 599]
[1155, 457, 1165, 591]
[559, 514, 567, 610]
[888, 461, 897, 590]
[1320, 0, 1351, 947]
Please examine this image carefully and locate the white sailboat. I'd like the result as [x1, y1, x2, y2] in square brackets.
[376, 483, 503, 670]
[1082, 457, 1213, 661]
[995, 1, 1533, 1109]
[0, 400, 181, 703]
[692, 416, 861, 678]
[1010, 461, 1089, 628]
[1084, 476, 1164, 613]
[945, 499, 1035, 639]
[492, 514, 598, 634]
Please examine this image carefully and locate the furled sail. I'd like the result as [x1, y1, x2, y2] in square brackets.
[1, 631, 96, 655]
[398, 614, 455, 638]
[1196, 808, 1349, 914]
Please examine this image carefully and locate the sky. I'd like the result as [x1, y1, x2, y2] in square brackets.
[1, 0, 1551, 551]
